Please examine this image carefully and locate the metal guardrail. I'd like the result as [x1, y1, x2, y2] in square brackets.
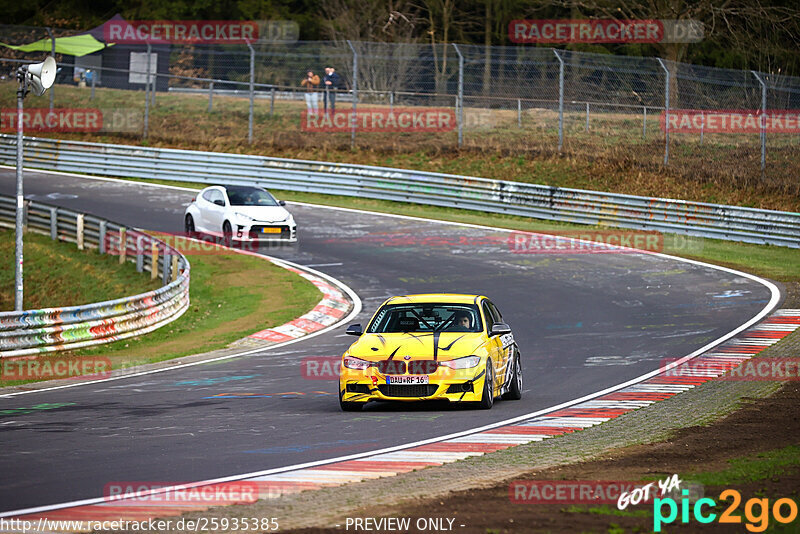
[0, 194, 190, 357]
[1, 135, 798, 248]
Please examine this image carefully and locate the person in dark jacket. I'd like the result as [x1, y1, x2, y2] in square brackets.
[323, 66, 342, 114]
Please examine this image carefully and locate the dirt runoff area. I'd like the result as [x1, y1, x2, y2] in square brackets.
[287, 382, 800, 534]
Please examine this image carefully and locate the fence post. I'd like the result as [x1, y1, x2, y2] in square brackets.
[751, 71, 767, 174]
[656, 58, 670, 165]
[347, 40, 358, 148]
[50, 207, 57, 240]
[518, 99, 522, 128]
[585, 102, 590, 132]
[150, 72, 156, 108]
[208, 81, 213, 112]
[143, 43, 151, 140]
[246, 41, 255, 144]
[700, 111, 704, 144]
[76, 214, 84, 250]
[46, 27, 55, 111]
[453, 44, 464, 147]
[390, 91, 394, 113]
[90, 72, 96, 100]
[642, 106, 647, 138]
[553, 49, 564, 151]
[270, 86, 275, 116]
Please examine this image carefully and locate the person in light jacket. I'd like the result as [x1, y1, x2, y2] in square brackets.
[301, 70, 320, 114]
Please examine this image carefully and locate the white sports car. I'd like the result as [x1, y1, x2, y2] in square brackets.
[184, 185, 297, 244]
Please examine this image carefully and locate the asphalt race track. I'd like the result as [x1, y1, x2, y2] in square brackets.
[0, 168, 780, 513]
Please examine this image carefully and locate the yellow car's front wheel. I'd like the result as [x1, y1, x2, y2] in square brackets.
[339, 389, 363, 412]
[477, 360, 494, 410]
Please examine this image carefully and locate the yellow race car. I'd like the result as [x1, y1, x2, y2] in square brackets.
[338, 294, 523, 411]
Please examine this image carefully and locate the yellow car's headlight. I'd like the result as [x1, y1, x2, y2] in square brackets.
[342, 356, 373, 370]
[439, 356, 481, 369]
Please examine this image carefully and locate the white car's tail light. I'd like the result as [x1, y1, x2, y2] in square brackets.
[439, 356, 481, 369]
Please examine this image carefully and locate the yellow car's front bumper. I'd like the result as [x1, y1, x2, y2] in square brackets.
[339, 364, 489, 404]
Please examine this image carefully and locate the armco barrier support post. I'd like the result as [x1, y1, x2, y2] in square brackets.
[347, 40, 358, 148]
[151, 242, 159, 280]
[143, 44, 151, 140]
[554, 49, 564, 152]
[119, 228, 127, 265]
[162, 252, 170, 284]
[751, 70, 767, 174]
[171, 255, 179, 283]
[135, 236, 144, 272]
[208, 81, 213, 112]
[76, 214, 84, 250]
[50, 207, 57, 240]
[98, 220, 106, 254]
[656, 58, 670, 165]
[453, 43, 464, 147]
[246, 41, 255, 144]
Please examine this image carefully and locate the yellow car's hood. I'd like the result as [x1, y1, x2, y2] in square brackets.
[348, 332, 485, 361]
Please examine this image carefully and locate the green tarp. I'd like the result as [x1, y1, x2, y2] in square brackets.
[0, 34, 111, 57]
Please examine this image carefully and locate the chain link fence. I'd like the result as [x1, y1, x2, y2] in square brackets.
[1, 26, 799, 189]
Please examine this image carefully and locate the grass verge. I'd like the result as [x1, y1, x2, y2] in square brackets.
[0, 228, 160, 310]
[1, 234, 322, 387]
[0, 81, 797, 211]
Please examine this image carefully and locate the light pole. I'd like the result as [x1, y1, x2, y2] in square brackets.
[14, 56, 56, 311]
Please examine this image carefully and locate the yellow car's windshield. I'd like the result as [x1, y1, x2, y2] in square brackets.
[367, 303, 482, 333]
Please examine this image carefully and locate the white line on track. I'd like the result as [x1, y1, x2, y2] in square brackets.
[0, 164, 783, 519]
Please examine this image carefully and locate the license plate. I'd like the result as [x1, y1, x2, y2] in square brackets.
[386, 375, 429, 385]
[261, 227, 281, 234]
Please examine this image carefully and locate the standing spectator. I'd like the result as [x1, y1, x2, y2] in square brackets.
[301, 70, 320, 114]
[323, 66, 342, 114]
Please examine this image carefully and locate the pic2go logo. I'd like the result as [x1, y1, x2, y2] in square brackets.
[654, 489, 798, 532]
